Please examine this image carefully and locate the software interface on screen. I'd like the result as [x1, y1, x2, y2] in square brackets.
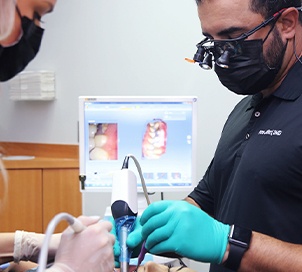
[79, 96, 197, 192]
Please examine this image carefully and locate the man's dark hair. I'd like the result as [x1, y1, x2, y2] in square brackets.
[195, 0, 302, 22]
[250, 0, 302, 21]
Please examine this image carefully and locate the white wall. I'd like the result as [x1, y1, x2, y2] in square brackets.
[0, 1, 241, 270]
[0, 0, 241, 177]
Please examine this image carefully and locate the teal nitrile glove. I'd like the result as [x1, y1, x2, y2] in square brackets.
[140, 200, 230, 264]
[109, 216, 143, 268]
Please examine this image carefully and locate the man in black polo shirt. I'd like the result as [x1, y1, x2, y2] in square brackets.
[121, 0, 302, 271]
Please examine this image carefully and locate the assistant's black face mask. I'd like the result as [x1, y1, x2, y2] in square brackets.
[0, 8, 44, 82]
[213, 38, 286, 95]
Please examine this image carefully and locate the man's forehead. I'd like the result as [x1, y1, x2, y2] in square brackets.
[198, 0, 249, 8]
[197, 0, 262, 37]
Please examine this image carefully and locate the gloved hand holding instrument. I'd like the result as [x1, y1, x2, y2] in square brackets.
[140, 200, 230, 264]
[113, 199, 231, 270]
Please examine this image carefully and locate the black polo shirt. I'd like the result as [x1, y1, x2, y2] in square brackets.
[189, 60, 302, 271]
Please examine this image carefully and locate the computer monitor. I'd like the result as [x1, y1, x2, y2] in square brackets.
[78, 96, 198, 194]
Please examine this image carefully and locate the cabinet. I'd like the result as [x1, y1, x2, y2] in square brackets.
[0, 168, 81, 233]
[43, 169, 82, 232]
[0, 169, 43, 232]
[0, 142, 81, 233]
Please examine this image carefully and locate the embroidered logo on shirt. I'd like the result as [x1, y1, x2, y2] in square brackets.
[258, 129, 282, 136]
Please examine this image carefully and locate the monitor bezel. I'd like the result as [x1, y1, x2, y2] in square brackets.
[78, 95, 198, 193]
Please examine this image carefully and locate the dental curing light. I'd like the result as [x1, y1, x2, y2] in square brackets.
[111, 165, 138, 272]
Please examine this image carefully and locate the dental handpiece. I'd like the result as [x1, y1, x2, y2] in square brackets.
[111, 168, 138, 272]
[119, 225, 131, 272]
[114, 215, 136, 272]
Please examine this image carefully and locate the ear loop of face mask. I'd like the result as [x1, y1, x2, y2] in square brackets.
[290, 6, 302, 63]
[0, 156, 8, 212]
[293, 35, 302, 65]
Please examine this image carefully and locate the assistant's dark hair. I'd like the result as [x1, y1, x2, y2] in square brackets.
[195, 0, 302, 22]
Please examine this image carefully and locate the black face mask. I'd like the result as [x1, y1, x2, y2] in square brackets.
[213, 38, 286, 95]
[0, 8, 44, 82]
[190, 7, 295, 95]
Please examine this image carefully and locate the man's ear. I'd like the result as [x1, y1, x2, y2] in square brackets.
[278, 7, 300, 40]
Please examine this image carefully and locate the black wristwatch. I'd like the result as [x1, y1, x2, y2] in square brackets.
[223, 225, 252, 271]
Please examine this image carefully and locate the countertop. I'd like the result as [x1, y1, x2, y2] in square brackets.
[3, 156, 79, 169]
[0, 142, 79, 169]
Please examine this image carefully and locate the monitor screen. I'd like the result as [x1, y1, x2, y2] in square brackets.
[79, 96, 198, 193]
